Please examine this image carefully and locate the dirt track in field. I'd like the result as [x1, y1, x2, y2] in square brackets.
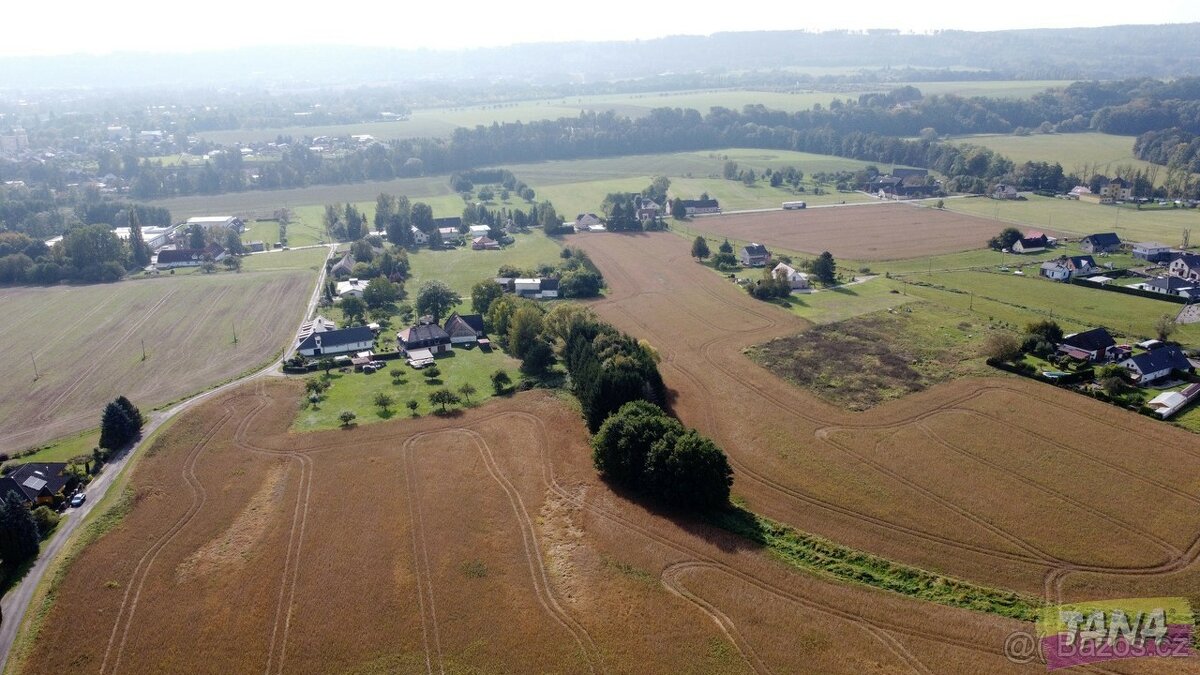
[685, 203, 1044, 260]
[571, 232, 1200, 604]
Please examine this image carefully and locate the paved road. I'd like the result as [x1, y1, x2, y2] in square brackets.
[703, 194, 971, 218]
[0, 244, 334, 673]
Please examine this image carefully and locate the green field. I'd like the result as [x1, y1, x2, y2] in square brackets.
[405, 230, 564, 301]
[950, 132, 1160, 179]
[2, 429, 99, 469]
[239, 246, 330, 272]
[292, 347, 520, 430]
[197, 81, 1073, 145]
[939, 195, 1199, 245]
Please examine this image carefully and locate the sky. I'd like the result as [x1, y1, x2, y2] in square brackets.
[5, 0, 1200, 57]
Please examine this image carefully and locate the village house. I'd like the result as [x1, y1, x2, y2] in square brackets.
[468, 224, 491, 238]
[513, 278, 560, 299]
[1169, 252, 1200, 281]
[1143, 276, 1199, 299]
[410, 226, 429, 245]
[443, 313, 486, 345]
[1119, 346, 1194, 385]
[297, 326, 375, 357]
[472, 235, 501, 250]
[296, 315, 337, 345]
[330, 253, 355, 277]
[680, 198, 721, 216]
[1057, 328, 1117, 362]
[0, 463, 72, 506]
[397, 323, 451, 354]
[335, 278, 367, 298]
[1098, 177, 1133, 201]
[431, 216, 462, 231]
[1131, 242, 1175, 263]
[1012, 234, 1048, 253]
[1040, 255, 1097, 280]
[635, 197, 662, 222]
[740, 243, 771, 267]
[992, 184, 1019, 200]
[154, 243, 226, 269]
[574, 214, 603, 232]
[1079, 232, 1122, 254]
[771, 262, 810, 289]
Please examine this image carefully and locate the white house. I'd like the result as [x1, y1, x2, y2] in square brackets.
[574, 213, 602, 232]
[1169, 253, 1200, 282]
[297, 326, 376, 357]
[1131, 242, 1174, 263]
[335, 278, 367, 298]
[410, 226, 429, 245]
[468, 224, 491, 238]
[772, 263, 810, 289]
[1119, 346, 1193, 384]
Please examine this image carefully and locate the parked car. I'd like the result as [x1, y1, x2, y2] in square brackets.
[70, 493, 86, 508]
[362, 364, 377, 373]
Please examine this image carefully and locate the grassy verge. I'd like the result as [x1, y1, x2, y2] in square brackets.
[711, 506, 1041, 621]
[2, 429, 99, 469]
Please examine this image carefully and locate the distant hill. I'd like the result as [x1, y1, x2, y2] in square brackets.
[2, 24, 1198, 89]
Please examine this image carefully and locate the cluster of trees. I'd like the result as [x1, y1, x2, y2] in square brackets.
[592, 401, 733, 509]
[0, 223, 145, 285]
[99, 396, 143, 451]
[0, 491, 42, 569]
[1133, 129, 1200, 196]
[600, 177, 671, 231]
[324, 203, 369, 241]
[449, 168, 536, 202]
[562, 316, 666, 431]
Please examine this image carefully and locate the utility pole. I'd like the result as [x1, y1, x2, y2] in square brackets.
[31, 352, 39, 381]
[141, 339, 147, 362]
[232, 323, 239, 345]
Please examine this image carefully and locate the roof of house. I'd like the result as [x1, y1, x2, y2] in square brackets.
[331, 253, 355, 272]
[444, 313, 485, 336]
[681, 199, 720, 208]
[1173, 252, 1200, 268]
[1148, 276, 1197, 292]
[540, 278, 560, 291]
[742, 243, 770, 257]
[156, 246, 216, 265]
[1133, 241, 1171, 250]
[0, 462, 71, 503]
[1041, 260, 1068, 271]
[297, 326, 375, 351]
[399, 323, 450, 344]
[1061, 328, 1116, 353]
[1109, 177, 1131, 188]
[1082, 232, 1122, 247]
[1123, 346, 1192, 375]
[432, 216, 462, 228]
[1015, 236, 1046, 248]
[1068, 255, 1097, 268]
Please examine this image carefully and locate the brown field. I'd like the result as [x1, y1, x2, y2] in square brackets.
[570, 231, 1200, 602]
[0, 270, 316, 454]
[685, 203, 1036, 260]
[20, 379, 1057, 674]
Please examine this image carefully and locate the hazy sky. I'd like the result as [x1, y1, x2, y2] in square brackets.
[6, 0, 1200, 56]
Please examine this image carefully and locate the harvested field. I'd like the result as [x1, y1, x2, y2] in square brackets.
[19, 379, 1062, 674]
[0, 269, 316, 454]
[747, 304, 996, 410]
[685, 202, 1034, 260]
[569, 231, 1200, 603]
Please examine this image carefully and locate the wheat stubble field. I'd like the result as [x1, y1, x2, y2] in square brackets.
[19, 232, 1200, 674]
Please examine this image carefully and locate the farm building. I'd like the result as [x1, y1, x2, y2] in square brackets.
[0, 462, 72, 506]
[1068, 185, 1092, 198]
[574, 214, 602, 231]
[468, 224, 491, 238]
[398, 324, 451, 354]
[155, 243, 226, 269]
[444, 313, 486, 344]
[680, 198, 721, 216]
[513, 278, 559, 299]
[1146, 384, 1200, 419]
[297, 326, 375, 357]
[335, 278, 367, 298]
[1169, 253, 1200, 281]
[1119, 346, 1194, 384]
[1057, 328, 1117, 362]
[186, 216, 245, 233]
[1131, 242, 1174, 263]
[113, 225, 175, 250]
[772, 262, 810, 289]
[740, 243, 771, 267]
[1080, 232, 1122, 254]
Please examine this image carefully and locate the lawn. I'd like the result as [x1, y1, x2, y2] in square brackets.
[950, 132, 1166, 181]
[405, 229, 564, 300]
[291, 346, 521, 430]
[2, 429, 99, 468]
[940, 194, 1199, 245]
[242, 217, 328, 248]
[240, 246, 330, 272]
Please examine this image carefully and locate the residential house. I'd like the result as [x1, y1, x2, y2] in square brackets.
[330, 253, 356, 277]
[468, 224, 491, 238]
[1040, 260, 1071, 280]
[186, 216, 245, 233]
[771, 262, 810, 289]
[868, 173, 935, 198]
[432, 216, 462, 230]
[297, 326, 375, 357]
[1012, 234, 1048, 253]
[0, 463, 72, 506]
[397, 323, 451, 354]
[472, 235, 501, 250]
[680, 198, 721, 216]
[992, 184, 1019, 200]
[1144, 276, 1199, 299]
[155, 243, 226, 269]
[740, 243, 771, 267]
[574, 214, 603, 232]
[296, 315, 337, 345]
[513, 277, 559, 299]
[1042, 255, 1098, 280]
[335, 278, 367, 298]
[635, 197, 662, 222]
[1119, 346, 1194, 384]
[1025, 230, 1058, 246]
[1080, 233, 1122, 254]
[1098, 177, 1133, 201]
[1131, 242, 1174, 263]
[410, 226, 429, 245]
[1057, 328, 1117, 362]
[1169, 252, 1200, 282]
[437, 227, 460, 240]
[444, 313, 486, 344]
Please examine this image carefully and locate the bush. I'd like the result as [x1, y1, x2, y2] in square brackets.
[31, 505, 60, 538]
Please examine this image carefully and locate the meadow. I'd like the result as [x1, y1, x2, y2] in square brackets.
[404, 229, 563, 299]
[950, 132, 1160, 179]
[0, 262, 319, 454]
[195, 80, 1073, 145]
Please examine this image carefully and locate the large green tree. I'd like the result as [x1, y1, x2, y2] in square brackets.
[362, 276, 399, 309]
[0, 491, 40, 566]
[415, 280, 461, 322]
[340, 295, 367, 324]
[471, 279, 505, 316]
[591, 401, 683, 491]
[811, 251, 837, 285]
[691, 236, 710, 260]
